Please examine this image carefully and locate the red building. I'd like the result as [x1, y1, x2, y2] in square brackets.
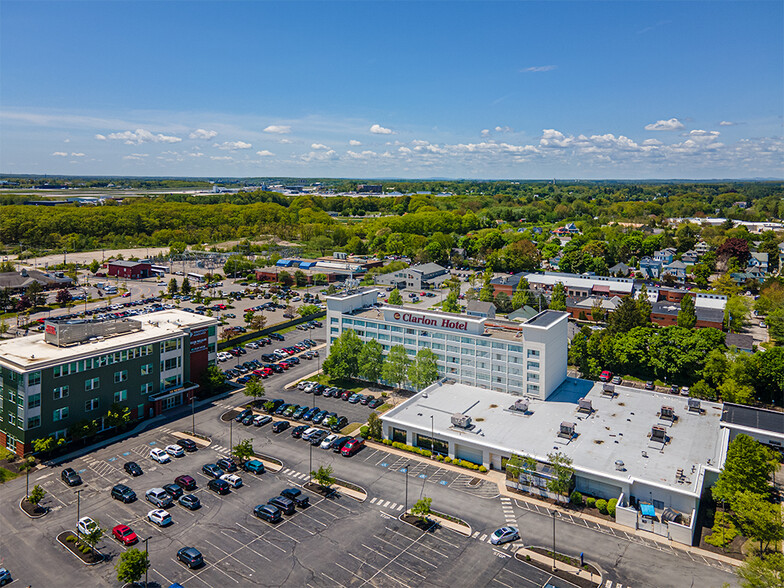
[107, 260, 151, 279]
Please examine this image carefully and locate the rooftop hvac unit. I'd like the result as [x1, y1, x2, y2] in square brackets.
[651, 425, 667, 443]
[687, 398, 701, 412]
[512, 399, 529, 413]
[451, 413, 472, 429]
[660, 406, 675, 420]
[559, 421, 576, 438]
[578, 398, 593, 413]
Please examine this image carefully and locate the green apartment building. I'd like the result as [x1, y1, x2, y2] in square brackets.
[0, 310, 217, 456]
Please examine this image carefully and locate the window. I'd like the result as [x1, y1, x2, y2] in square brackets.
[330, 327, 339, 334]
[527, 383, 540, 393]
[114, 370, 128, 383]
[28, 393, 41, 409]
[163, 338, 181, 352]
[390, 326, 402, 333]
[405, 328, 415, 335]
[461, 348, 474, 355]
[404, 338, 416, 346]
[527, 349, 540, 358]
[28, 372, 41, 386]
[27, 416, 40, 429]
[378, 333, 389, 341]
[9, 414, 15, 426]
[85, 377, 99, 391]
[432, 332, 445, 340]
[85, 397, 100, 412]
[476, 339, 489, 347]
[162, 357, 180, 371]
[53, 386, 69, 400]
[447, 345, 459, 353]
[508, 344, 523, 353]
[141, 383, 153, 395]
[141, 363, 153, 376]
[527, 372, 540, 382]
[527, 361, 540, 370]
[392, 428, 407, 444]
[53, 407, 69, 422]
[431, 342, 444, 350]
[330, 317, 338, 324]
[114, 390, 128, 403]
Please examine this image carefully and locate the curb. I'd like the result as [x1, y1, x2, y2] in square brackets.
[172, 431, 212, 447]
[56, 532, 104, 566]
[334, 478, 367, 502]
[18, 497, 48, 519]
[516, 545, 603, 586]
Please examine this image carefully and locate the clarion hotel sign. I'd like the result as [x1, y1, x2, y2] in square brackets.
[385, 309, 484, 334]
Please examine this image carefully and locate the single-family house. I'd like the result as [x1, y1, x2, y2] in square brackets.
[639, 256, 663, 279]
[748, 252, 769, 274]
[681, 250, 699, 264]
[662, 260, 688, 282]
[654, 248, 676, 264]
[695, 241, 711, 256]
[608, 262, 632, 277]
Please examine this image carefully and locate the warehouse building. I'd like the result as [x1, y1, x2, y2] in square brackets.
[0, 310, 217, 456]
[374, 263, 450, 290]
[326, 288, 568, 398]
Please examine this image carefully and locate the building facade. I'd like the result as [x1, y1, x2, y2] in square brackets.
[326, 289, 568, 399]
[374, 263, 449, 290]
[107, 260, 152, 280]
[0, 310, 217, 456]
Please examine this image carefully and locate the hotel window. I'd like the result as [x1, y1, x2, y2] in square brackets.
[509, 379, 523, 388]
[420, 331, 429, 337]
[114, 370, 128, 383]
[447, 367, 458, 374]
[378, 333, 390, 341]
[492, 342, 506, 350]
[462, 369, 474, 378]
[447, 335, 459, 342]
[405, 328, 415, 335]
[477, 361, 489, 370]
[527, 372, 540, 382]
[114, 390, 128, 403]
[447, 356, 459, 364]
[7, 391, 15, 403]
[508, 344, 523, 353]
[27, 416, 40, 430]
[404, 338, 416, 346]
[355, 320, 365, 327]
[509, 355, 522, 364]
[461, 337, 473, 344]
[494, 376, 504, 384]
[494, 353, 505, 361]
[390, 326, 402, 333]
[527, 384, 540, 394]
[527, 361, 540, 370]
[476, 339, 489, 347]
[141, 363, 153, 376]
[391, 336, 402, 343]
[461, 359, 474, 367]
[28, 372, 41, 386]
[461, 348, 474, 355]
[476, 350, 489, 358]
[331, 327, 339, 334]
[508, 367, 521, 376]
[356, 331, 365, 337]
[477, 372, 490, 381]
[330, 317, 338, 324]
[447, 345, 459, 353]
[378, 324, 388, 331]
[85, 397, 100, 412]
[53, 386, 69, 400]
[28, 393, 41, 409]
[163, 338, 181, 352]
[343, 319, 353, 326]
[53, 407, 69, 422]
[432, 332, 445, 340]
[493, 364, 504, 372]
[527, 349, 540, 358]
[431, 343, 444, 350]
[85, 377, 99, 391]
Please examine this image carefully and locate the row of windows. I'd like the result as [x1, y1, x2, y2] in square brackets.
[52, 381, 152, 401]
[53, 345, 154, 378]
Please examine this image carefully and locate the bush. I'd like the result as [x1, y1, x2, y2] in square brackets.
[444, 456, 452, 464]
[596, 499, 608, 514]
[434, 454, 444, 462]
[586, 497, 596, 508]
[704, 512, 738, 548]
[570, 491, 584, 505]
[479, 465, 487, 472]
[382, 439, 392, 446]
[66, 535, 77, 543]
[607, 498, 618, 517]
[360, 426, 369, 438]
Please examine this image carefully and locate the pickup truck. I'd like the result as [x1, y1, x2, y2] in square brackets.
[280, 487, 309, 508]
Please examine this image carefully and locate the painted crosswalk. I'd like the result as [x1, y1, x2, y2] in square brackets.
[368, 497, 405, 511]
[606, 582, 631, 588]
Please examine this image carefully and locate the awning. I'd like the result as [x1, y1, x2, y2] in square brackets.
[640, 502, 655, 517]
[592, 285, 610, 293]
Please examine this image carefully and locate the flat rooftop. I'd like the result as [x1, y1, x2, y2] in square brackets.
[383, 380, 725, 495]
[0, 310, 215, 371]
[721, 403, 784, 436]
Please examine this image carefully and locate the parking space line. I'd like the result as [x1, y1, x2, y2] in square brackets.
[334, 561, 369, 582]
[321, 572, 348, 588]
[257, 533, 288, 552]
[286, 518, 316, 535]
[203, 539, 255, 572]
[220, 530, 271, 562]
[498, 566, 542, 587]
[358, 525, 434, 587]
[370, 497, 378, 504]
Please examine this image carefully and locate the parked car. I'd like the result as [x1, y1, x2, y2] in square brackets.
[681, 386, 690, 397]
[309, 430, 329, 446]
[208, 479, 231, 495]
[177, 546, 204, 569]
[77, 516, 98, 536]
[243, 459, 265, 475]
[61, 468, 82, 486]
[148, 509, 172, 526]
[301, 427, 320, 441]
[320, 434, 339, 449]
[341, 438, 365, 457]
[112, 524, 138, 545]
[267, 495, 295, 515]
[611, 376, 622, 385]
[163, 483, 184, 500]
[360, 395, 374, 405]
[0, 568, 12, 586]
[254, 415, 272, 427]
[330, 416, 349, 433]
[111, 484, 137, 503]
[332, 436, 352, 453]
[202, 464, 224, 479]
[490, 526, 520, 545]
[368, 398, 384, 409]
[150, 448, 171, 464]
[280, 487, 310, 507]
[179, 494, 201, 510]
[671, 384, 680, 394]
[177, 439, 198, 452]
[340, 390, 352, 400]
[253, 504, 282, 523]
[303, 407, 320, 421]
[599, 370, 613, 382]
[174, 475, 197, 491]
[124, 461, 143, 476]
[645, 381, 655, 390]
[241, 415, 255, 426]
[166, 444, 185, 458]
[235, 408, 253, 422]
[220, 473, 243, 488]
[146, 488, 173, 508]
[291, 425, 309, 438]
[272, 420, 290, 433]
[312, 410, 328, 424]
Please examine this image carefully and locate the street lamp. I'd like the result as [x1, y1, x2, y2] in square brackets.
[143, 536, 151, 587]
[550, 509, 557, 571]
[430, 415, 435, 455]
[191, 394, 196, 436]
[75, 489, 83, 537]
[229, 417, 233, 457]
[403, 462, 410, 513]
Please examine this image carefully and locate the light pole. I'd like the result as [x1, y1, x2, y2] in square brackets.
[229, 417, 233, 457]
[191, 394, 196, 435]
[144, 536, 151, 587]
[551, 509, 557, 571]
[75, 489, 83, 537]
[430, 415, 435, 455]
[404, 462, 410, 513]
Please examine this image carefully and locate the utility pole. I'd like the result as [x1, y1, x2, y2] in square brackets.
[229, 418, 233, 457]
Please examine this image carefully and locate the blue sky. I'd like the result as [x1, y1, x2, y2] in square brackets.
[1, 1, 782, 179]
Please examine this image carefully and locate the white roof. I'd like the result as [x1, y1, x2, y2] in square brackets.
[524, 273, 634, 294]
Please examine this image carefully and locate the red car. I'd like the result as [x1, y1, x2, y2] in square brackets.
[112, 524, 138, 545]
[341, 438, 365, 457]
[599, 370, 613, 382]
[261, 367, 273, 377]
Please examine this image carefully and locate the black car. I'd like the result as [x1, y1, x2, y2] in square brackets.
[202, 464, 224, 478]
[111, 484, 136, 503]
[269, 333, 284, 341]
[261, 354, 276, 363]
[179, 494, 201, 510]
[177, 439, 198, 452]
[267, 495, 295, 515]
[177, 547, 204, 569]
[216, 457, 238, 473]
[163, 483, 184, 500]
[235, 408, 253, 423]
[124, 462, 143, 477]
[291, 425, 308, 438]
[275, 403, 291, 415]
[332, 436, 352, 453]
[208, 479, 231, 495]
[280, 487, 310, 507]
[331, 416, 349, 432]
[254, 504, 282, 523]
[272, 421, 290, 433]
[61, 468, 82, 486]
[645, 381, 656, 390]
[309, 430, 329, 446]
[241, 415, 255, 426]
[368, 398, 384, 409]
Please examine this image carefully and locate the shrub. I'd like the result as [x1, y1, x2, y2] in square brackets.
[704, 512, 738, 548]
[359, 426, 369, 438]
[66, 535, 77, 543]
[570, 491, 583, 506]
[585, 496, 596, 508]
[596, 499, 608, 514]
[434, 454, 444, 462]
[444, 456, 452, 464]
[479, 465, 488, 472]
[382, 439, 392, 446]
[607, 498, 618, 517]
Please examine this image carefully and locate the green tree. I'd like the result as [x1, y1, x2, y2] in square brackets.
[725, 295, 750, 333]
[28, 483, 46, 505]
[278, 270, 294, 287]
[358, 339, 383, 383]
[767, 308, 784, 345]
[311, 464, 335, 489]
[479, 270, 495, 302]
[494, 292, 512, 313]
[718, 378, 755, 404]
[201, 365, 226, 395]
[104, 403, 131, 428]
[407, 348, 440, 392]
[607, 295, 644, 334]
[549, 282, 566, 311]
[693, 263, 712, 287]
[441, 288, 460, 313]
[81, 520, 104, 553]
[294, 270, 308, 287]
[737, 553, 784, 588]
[366, 412, 382, 440]
[32, 437, 55, 454]
[678, 294, 697, 329]
[731, 491, 784, 553]
[701, 348, 730, 388]
[689, 380, 717, 401]
[545, 452, 574, 501]
[388, 288, 403, 305]
[511, 277, 533, 310]
[712, 434, 775, 503]
[312, 273, 328, 286]
[309, 235, 333, 257]
[167, 278, 179, 296]
[89, 259, 100, 274]
[232, 438, 255, 463]
[56, 288, 72, 307]
[26, 281, 46, 308]
[590, 298, 604, 323]
[636, 283, 651, 324]
[243, 377, 265, 403]
[115, 547, 150, 585]
[181, 277, 191, 294]
[381, 345, 411, 390]
[322, 329, 363, 380]
[410, 497, 433, 522]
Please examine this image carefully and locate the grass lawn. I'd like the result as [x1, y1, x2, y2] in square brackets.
[376, 403, 393, 414]
[0, 467, 19, 483]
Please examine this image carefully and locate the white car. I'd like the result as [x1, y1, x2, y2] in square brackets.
[77, 516, 98, 536]
[150, 448, 171, 463]
[147, 509, 172, 526]
[220, 473, 243, 488]
[165, 444, 184, 457]
[246, 341, 259, 349]
[320, 434, 339, 449]
[489, 526, 520, 545]
[301, 427, 320, 441]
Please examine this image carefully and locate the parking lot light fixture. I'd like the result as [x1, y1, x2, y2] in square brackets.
[144, 536, 151, 587]
[404, 462, 410, 513]
[75, 489, 83, 537]
[551, 509, 556, 571]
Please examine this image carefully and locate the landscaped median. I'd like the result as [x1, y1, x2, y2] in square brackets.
[398, 497, 472, 536]
[516, 545, 601, 588]
[370, 438, 488, 473]
[304, 477, 367, 501]
[57, 531, 104, 565]
[253, 451, 283, 473]
[172, 431, 212, 446]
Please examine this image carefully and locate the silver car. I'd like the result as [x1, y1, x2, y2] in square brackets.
[489, 526, 520, 545]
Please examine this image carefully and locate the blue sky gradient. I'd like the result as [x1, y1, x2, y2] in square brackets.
[1, 1, 781, 179]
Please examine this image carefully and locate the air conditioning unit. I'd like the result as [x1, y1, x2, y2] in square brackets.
[512, 399, 529, 413]
[451, 413, 472, 429]
[660, 406, 675, 420]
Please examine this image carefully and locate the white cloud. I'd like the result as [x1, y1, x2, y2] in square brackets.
[210, 155, 232, 161]
[719, 121, 736, 126]
[95, 134, 106, 140]
[300, 149, 338, 162]
[214, 141, 252, 150]
[278, 138, 292, 144]
[539, 129, 574, 148]
[411, 139, 429, 146]
[189, 128, 218, 140]
[494, 126, 512, 133]
[264, 125, 291, 134]
[311, 143, 329, 150]
[64, 138, 70, 143]
[370, 124, 394, 135]
[52, 151, 68, 157]
[107, 128, 182, 144]
[521, 65, 557, 73]
[688, 129, 720, 138]
[70, 152, 85, 157]
[123, 153, 149, 160]
[349, 139, 362, 146]
[480, 129, 491, 137]
[256, 150, 274, 157]
[644, 118, 684, 131]
[347, 150, 378, 159]
[189, 152, 204, 158]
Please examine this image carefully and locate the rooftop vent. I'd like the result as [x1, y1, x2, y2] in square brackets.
[602, 383, 616, 397]
[615, 460, 626, 471]
[660, 405, 675, 421]
[451, 413, 472, 429]
[651, 425, 667, 443]
[559, 421, 576, 438]
[687, 398, 701, 412]
[511, 399, 529, 413]
[578, 398, 593, 413]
